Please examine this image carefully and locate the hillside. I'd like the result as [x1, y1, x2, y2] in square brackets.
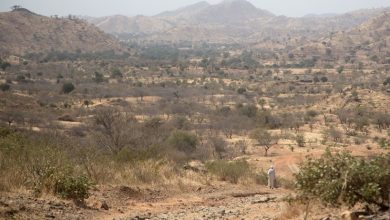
[87, 0, 275, 42]
[294, 12, 390, 65]
[0, 8, 122, 57]
[86, 0, 388, 44]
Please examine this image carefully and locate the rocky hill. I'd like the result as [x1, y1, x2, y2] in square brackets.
[0, 8, 122, 57]
[294, 12, 390, 65]
[86, 0, 388, 44]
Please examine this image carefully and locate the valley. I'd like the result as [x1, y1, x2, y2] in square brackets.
[0, 1, 389, 219]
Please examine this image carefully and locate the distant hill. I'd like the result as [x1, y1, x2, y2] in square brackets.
[293, 12, 390, 65]
[0, 8, 122, 57]
[155, 1, 211, 19]
[87, 0, 275, 42]
[178, 0, 274, 24]
[86, 0, 389, 44]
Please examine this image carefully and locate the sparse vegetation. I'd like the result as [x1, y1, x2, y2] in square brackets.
[206, 159, 251, 184]
[1, 3, 390, 219]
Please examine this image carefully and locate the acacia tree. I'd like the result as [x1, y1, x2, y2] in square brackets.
[93, 108, 136, 154]
[250, 129, 279, 156]
[11, 5, 22, 11]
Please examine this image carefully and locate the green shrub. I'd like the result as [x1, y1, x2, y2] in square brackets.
[62, 82, 75, 94]
[167, 130, 198, 155]
[54, 173, 92, 203]
[206, 159, 250, 184]
[295, 149, 390, 209]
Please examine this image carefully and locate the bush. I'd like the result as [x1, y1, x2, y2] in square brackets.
[295, 149, 390, 210]
[0, 60, 11, 70]
[237, 87, 247, 94]
[93, 72, 105, 83]
[254, 171, 268, 185]
[62, 82, 75, 94]
[306, 110, 318, 118]
[0, 83, 10, 92]
[206, 159, 250, 184]
[167, 130, 198, 155]
[0, 131, 93, 203]
[54, 173, 92, 203]
[296, 134, 305, 147]
[111, 68, 123, 78]
[0, 126, 13, 137]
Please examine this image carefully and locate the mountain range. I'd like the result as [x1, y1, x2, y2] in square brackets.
[86, 0, 389, 44]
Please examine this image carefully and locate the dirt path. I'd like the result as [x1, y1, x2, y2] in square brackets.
[103, 186, 290, 220]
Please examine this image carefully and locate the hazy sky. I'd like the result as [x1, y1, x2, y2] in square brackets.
[0, 0, 389, 17]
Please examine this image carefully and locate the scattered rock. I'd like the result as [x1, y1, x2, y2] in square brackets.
[251, 196, 274, 204]
[341, 211, 359, 220]
[100, 201, 109, 210]
[45, 213, 56, 218]
[4, 208, 18, 217]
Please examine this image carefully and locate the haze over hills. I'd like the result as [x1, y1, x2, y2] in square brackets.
[86, 0, 390, 44]
[297, 12, 390, 65]
[0, 8, 122, 57]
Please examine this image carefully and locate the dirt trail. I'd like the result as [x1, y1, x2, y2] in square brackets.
[102, 186, 290, 220]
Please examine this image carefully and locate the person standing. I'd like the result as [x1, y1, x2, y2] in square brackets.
[267, 166, 276, 189]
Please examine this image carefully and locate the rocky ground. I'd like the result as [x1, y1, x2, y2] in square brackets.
[118, 185, 290, 220]
[1, 185, 390, 220]
[0, 184, 291, 220]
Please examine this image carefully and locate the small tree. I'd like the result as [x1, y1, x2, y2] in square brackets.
[62, 82, 75, 94]
[327, 126, 343, 143]
[94, 108, 136, 154]
[10, 5, 22, 11]
[296, 133, 305, 147]
[208, 136, 227, 159]
[250, 129, 278, 156]
[83, 100, 92, 108]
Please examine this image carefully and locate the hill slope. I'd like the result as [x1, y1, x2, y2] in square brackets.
[87, 1, 388, 44]
[294, 12, 390, 65]
[0, 8, 122, 57]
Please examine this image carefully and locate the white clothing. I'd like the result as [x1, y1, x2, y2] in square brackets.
[267, 168, 276, 188]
